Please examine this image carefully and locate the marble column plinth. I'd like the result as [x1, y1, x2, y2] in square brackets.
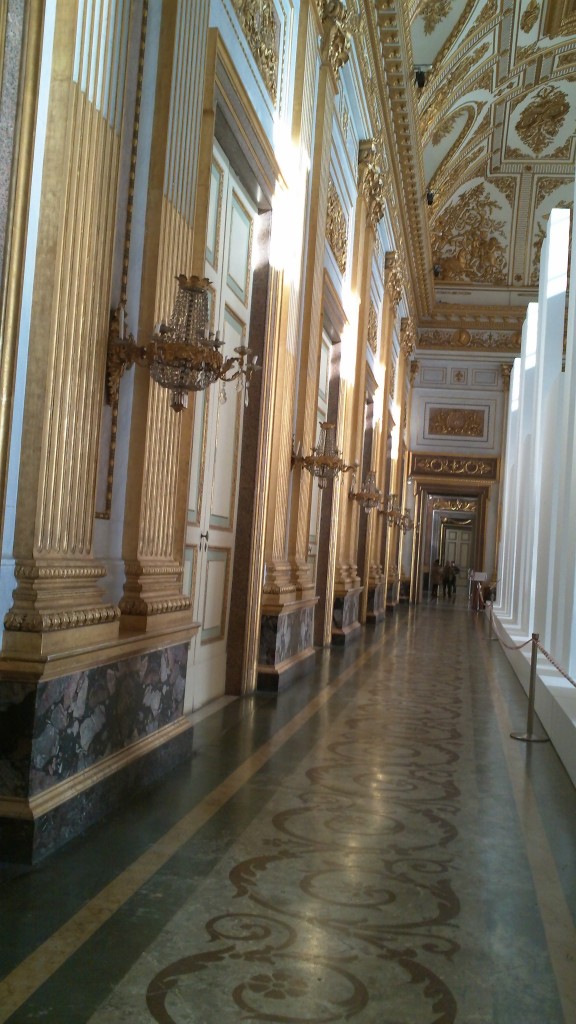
[366, 583, 386, 625]
[332, 587, 363, 645]
[257, 602, 317, 693]
[386, 578, 400, 612]
[0, 642, 191, 862]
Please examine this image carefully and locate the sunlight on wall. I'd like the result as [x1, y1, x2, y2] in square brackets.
[269, 120, 309, 282]
[340, 287, 360, 384]
[373, 363, 385, 425]
[391, 403, 401, 460]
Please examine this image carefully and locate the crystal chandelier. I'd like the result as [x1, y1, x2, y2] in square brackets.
[349, 469, 382, 513]
[106, 275, 259, 412]
[292, 422, 356, 490]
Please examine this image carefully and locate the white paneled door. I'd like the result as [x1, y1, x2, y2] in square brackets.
[183, 145, 256, 711]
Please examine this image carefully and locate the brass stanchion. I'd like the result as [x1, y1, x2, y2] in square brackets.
[511, 632, 550, 743]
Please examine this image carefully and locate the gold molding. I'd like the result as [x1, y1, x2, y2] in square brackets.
[409, 451, 499, 482]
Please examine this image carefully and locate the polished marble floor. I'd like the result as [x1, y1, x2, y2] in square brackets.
[1, 599, 576, 1023]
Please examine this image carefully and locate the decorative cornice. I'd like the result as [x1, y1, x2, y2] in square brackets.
[320, 1, 352, 76]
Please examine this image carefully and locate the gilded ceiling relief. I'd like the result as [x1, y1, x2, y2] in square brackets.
[431, 110, 462, 146]
[515, 85, 569, 153]
[472, 0, 498, 30]
[421, 44, 490, 133]
[520, 0, 540, 34]
[419, 0, 454, 36]
[535, 176, 571, 206]
[428, 407, 485, 437]
[432, 183, 507, 284]
[549, 138, 573, 158]
[495, 177, 517, 207]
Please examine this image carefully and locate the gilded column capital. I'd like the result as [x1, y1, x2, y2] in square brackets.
[320, 1, 351, 76]
[385, 251, 403, 315]
[400, 316, 417, 357]
[358, 139, 387, 228]
[500, 362, 513, 391]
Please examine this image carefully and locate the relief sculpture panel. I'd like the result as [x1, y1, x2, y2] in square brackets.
[428, 407, 485, 437]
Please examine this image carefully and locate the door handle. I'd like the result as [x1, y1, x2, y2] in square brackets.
[200, 531, 209, 551]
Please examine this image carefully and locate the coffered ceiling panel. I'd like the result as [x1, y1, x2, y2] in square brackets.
[373, 0, 576, 342]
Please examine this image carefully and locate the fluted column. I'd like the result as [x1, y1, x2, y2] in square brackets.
[379, 251, 403, 587]
[119, 2, 209, 633]
[1, 0, 139, 664]
[260, 0, 324, 609]
[285, 0, 352, 600]
[333, 141, 384, 595]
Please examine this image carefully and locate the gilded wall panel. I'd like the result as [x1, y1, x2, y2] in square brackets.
[428, 407, 485, 437]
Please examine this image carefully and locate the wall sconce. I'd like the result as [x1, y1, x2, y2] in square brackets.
[383, 493, 401, 526]
[292, 422, 356, 490]
[380, 493, 414, 533]
[106, 275, 259, 412]
[349, 469, 382, 513]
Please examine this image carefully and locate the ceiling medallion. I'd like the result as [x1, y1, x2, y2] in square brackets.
[515, 85, 569, 154]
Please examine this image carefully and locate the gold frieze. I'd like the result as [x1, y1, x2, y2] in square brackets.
[428, 407, 485, 437]
[410, 452, 498, 481]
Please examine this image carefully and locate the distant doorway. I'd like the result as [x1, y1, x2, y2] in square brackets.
[441, 523, 473, 575]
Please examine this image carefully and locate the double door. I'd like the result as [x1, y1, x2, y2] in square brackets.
[183, 145, 256, 711]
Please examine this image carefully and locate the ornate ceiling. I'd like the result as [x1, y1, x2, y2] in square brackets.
[374, 0, 576, 352]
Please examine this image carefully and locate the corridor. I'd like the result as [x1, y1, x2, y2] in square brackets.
[1, 602, 575, 1024]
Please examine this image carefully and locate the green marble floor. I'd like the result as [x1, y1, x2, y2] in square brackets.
[1, 600, 576, 1023]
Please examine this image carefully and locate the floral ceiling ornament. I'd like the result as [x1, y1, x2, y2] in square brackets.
[419, 0, 454, 36]
[520, 0, 540, 34]
[432, 183, 507, 284]
[515, 85, 569, 154]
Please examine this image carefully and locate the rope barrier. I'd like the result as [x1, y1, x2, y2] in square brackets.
[535, 639, 576, 690]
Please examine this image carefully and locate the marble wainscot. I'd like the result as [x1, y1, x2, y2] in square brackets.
[332, 586, 363, 644]
[0, 643, 191, 862]
[257, 601, 317, 692]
